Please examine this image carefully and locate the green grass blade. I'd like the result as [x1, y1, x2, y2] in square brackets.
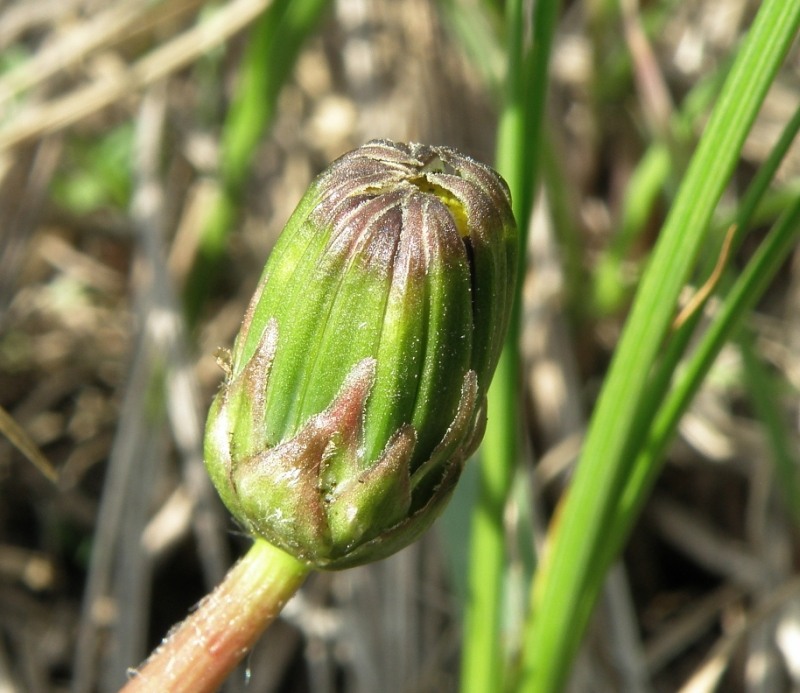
[563, 191, 800, 675]
[556, 197, 798, 669]
[460, 1, 561, 690]
[592, 143, 670, 315]
[562, 100, 800, 647]
[519, 1, 800, 690]
[610, 192, 800, 563]
[591, 58, 728, 315]
[599, 99, 800, 564]
[436, 0, 505, 97]
[183, 0, 329, 324]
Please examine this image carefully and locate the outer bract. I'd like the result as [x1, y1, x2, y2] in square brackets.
[205, 140, 517, 569]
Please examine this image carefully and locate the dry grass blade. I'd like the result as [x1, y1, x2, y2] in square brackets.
[649, 496, 767, 589]
[672, 225, 737, 330]
[620, 0, 674, 137]
[644, 584, 742, 674]
[678, 579, 800, 693]
[0, 0, 204, 107]
[130, 89, 230, 591]
[0, 0, 271, 152]
[70, 330, 163, 693]
[0, 404, 58, 482]
[72, 83, 229, 692]
[0, 0, 81, 49]
[0, 137, 62, 317]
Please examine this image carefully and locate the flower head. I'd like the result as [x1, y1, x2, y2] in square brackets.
[205, 140, 517, 568]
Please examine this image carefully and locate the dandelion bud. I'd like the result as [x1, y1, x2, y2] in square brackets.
[205, 140, 517, 568]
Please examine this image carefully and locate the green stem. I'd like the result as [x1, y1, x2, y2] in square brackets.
[460, 1, 560, 689]
[120, 540, 309, 693]
[460, 345, 519, 691]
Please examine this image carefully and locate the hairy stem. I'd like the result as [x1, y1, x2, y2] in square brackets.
[120, 539, 309, 693]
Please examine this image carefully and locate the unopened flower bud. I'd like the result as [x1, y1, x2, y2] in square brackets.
[205, 139, 517, 569]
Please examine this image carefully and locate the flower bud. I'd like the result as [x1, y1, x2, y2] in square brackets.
[205, 139, 517, 569]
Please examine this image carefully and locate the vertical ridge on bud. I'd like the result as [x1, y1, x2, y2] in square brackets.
[295, 195, 401, 429]
[205, 139, 517, 569]
[406, 195, 473, 466]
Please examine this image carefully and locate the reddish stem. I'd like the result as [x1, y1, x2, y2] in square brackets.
[120, 539, 309, 693]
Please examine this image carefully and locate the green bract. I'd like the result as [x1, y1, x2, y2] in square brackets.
[205, 140, 517, 569]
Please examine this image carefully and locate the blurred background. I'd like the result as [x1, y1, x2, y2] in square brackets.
[1, 0, 799, 691]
